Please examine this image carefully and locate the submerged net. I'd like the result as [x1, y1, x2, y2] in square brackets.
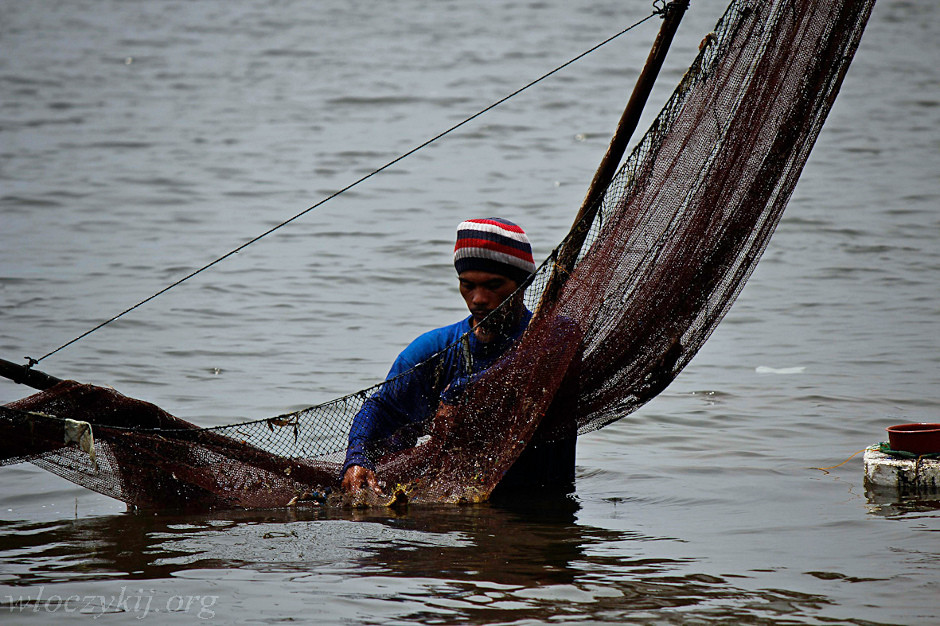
[2, 0, 875, 509]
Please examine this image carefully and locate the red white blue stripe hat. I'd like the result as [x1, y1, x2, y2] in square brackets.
[454, 218, 536, 285]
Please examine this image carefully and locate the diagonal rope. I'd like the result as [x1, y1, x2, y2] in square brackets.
[30, 12, 659, 366]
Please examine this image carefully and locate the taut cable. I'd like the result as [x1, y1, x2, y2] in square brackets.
[29, 13, 658, 365]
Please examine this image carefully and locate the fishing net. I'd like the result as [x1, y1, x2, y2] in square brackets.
[1, 0, 875, 509]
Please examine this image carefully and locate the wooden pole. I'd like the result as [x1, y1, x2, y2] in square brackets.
[537, 0, 689, 311]
[0, 358, 62, 391]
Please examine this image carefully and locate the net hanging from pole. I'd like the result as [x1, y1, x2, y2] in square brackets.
[1, 0, 876, 509]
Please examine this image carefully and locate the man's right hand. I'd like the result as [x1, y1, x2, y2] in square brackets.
[341, 465, 382, 494]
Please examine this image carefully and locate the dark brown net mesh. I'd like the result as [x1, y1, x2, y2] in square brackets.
[1, 0, 875, 509]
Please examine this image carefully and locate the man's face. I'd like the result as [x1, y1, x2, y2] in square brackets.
[458, 270, 520, 329]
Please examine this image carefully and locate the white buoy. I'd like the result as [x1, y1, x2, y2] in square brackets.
[864, 446, 940, 498]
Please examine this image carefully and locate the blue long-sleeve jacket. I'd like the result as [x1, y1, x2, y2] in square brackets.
[343, 310, 533, 474]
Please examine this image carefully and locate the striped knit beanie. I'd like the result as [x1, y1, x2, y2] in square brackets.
[454, 218, 536, 285]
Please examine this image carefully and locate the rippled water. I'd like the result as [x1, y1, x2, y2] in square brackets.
[1, 0, 938, 623]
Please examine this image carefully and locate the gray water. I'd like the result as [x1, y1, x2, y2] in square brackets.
[1, 0, 938, 623]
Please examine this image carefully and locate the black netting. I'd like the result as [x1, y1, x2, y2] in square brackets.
[1, 0, 876, 509]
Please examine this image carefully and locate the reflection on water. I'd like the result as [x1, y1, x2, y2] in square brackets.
[865, 491, 940, 519]
[0, 497, 845, 624]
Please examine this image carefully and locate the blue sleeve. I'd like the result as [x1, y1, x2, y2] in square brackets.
[343, 328, 457, 474]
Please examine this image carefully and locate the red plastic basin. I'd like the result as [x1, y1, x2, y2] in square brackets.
[886, 423, 940, 455]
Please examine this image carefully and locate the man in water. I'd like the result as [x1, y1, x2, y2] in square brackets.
[341, 217, 578, 496]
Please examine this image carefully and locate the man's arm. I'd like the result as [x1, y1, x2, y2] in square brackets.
[340, 328, 458, 492]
